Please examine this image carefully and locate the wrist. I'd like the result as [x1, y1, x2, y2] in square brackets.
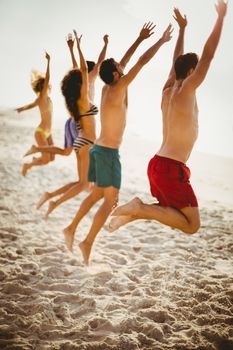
[158, 38, 165, 45]
[137, 36, 144, 43]
[217, 14, 224, 21]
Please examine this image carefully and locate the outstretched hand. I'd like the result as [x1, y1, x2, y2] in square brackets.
[161, 24, 173, 43]
[66, 33, 74, 49]
[215, 0, 227, 17]
[73, 30, 82, 45]
[139, 22, 156, 40]
[103, 34, 109, 45]
[45, 51, 50, 60]
[173, 8, 187, 28]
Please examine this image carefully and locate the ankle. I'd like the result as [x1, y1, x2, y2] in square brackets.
[83, 239, 92, 247]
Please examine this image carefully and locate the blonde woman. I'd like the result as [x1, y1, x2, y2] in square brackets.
[16, 52, 54, 176]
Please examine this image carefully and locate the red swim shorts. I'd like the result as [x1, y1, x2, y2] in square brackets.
[147, 154, 198, 209]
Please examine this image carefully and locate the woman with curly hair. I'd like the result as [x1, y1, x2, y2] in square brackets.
[16, 52, 54, 176]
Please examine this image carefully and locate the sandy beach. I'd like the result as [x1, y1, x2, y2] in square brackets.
[0, 109, 233, 350]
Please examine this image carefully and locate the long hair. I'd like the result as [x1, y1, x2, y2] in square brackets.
[61, 69, 82, 123]
[31, 70, 45, 94]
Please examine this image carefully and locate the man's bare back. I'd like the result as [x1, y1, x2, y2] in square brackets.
[158, 81, 199, 163]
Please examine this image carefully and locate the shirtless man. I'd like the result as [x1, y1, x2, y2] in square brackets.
[63, 22, 173, 264]
[109, 1, 227, 235]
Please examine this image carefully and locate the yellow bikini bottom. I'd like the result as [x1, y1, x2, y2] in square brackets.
[35, 127, 51, 139]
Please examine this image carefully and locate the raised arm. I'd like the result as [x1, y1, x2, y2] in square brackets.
[120, 22, 155, 69]
[73, 30, 88, 98]
[89, 35, 109, 79]
[73, 30, 87, 73]
[41, 52, 50, 94]
[184, 0, 227, 90]
[66, 33, 78, 68]
[96, 35, 109, 67]
[163, 8, 187, 91]
[121, 24, 173, 87]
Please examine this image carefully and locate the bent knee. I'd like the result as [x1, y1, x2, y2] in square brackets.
[43, 158, 50, 165]
[41, 154, 51, 163]
[183, 222, 200, 234]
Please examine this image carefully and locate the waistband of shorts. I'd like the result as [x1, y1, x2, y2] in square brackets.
[155, 154, 186, 166]
[93, 144, 119, 153]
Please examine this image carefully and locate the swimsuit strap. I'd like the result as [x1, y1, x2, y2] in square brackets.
[80, 104, 99, 117]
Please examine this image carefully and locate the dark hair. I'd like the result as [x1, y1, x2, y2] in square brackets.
[99, 58, 118, 84]
[86, 61, 95, 73]
[175, 53, 199, 80]
[31, 77, 45, 93]
[61, 69, 82, 122]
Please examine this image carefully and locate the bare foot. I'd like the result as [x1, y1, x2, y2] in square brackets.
[108, 215, 135, 233]
[23, 145, 37, 157]
[79, 241, 92, 265]
[32, 156, 41, 162]
[36, 192, 50, 210]
[63, 227, 74, 252]
[44, 201, 56, 220]
[21, 163, 30, 177]
[111, 197, 142, 216]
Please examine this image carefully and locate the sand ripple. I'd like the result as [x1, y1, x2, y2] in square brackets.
[0, 112, 233, 349]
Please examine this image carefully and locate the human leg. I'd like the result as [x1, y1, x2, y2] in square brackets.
[108, 215, 135, 233]
[22, 131, 51, 176]
[79, 186, 119, 265]
[123, 154, 200, 233]
[21, 154, 50, 176]
[23, 145, 38, 157]
[36, 181, 78, 210]
[37, 149, 80, 211]
[112, 197, 200, 234]
[47, 134, 55, 161]
[45, 145, 91, 218]
[63, 185, 104, 252]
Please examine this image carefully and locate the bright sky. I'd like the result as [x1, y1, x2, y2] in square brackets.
[0, 0, 232, 157]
